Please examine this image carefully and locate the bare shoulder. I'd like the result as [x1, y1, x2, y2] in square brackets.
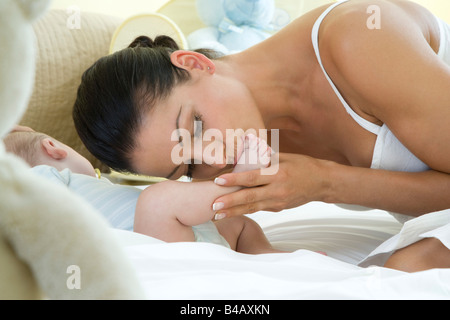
[319, 0, 429, 59]
[313, 0, 430, 122]
[320, 0, 429, 26]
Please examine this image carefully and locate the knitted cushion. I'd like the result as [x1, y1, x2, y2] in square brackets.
[20, 10, 121, 172]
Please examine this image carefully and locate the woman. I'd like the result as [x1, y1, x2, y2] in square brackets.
[74, 0, 450, 271]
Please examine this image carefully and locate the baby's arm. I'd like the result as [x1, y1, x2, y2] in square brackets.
[133, 180, 239, 242]
[159, 180, 240, 226]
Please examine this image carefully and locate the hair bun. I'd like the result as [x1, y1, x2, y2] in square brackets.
[128, 35, 154, 48]
[128, 35, 180, 50]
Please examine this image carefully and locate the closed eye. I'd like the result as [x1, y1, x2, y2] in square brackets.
[194, 114, 203, 138]
[186, 114, 203, 179]
[186, 163, 195, 179]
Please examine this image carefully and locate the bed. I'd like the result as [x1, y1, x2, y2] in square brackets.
[114, 200, 450, 300]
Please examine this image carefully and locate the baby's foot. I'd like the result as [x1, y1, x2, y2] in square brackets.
[232, 134, 273, 173]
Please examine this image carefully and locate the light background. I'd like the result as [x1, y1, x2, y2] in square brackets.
[49, 0, 450, 23]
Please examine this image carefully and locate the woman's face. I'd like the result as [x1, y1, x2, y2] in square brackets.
[131, 70, 265, 180]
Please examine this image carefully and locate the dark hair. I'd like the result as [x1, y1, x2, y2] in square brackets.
[73, 35, 221, 173]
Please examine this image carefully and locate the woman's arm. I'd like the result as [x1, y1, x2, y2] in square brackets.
[212, 153, 450, 218]
[325, 161, 450, 216]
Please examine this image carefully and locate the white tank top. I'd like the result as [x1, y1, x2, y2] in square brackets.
[310, 0, 448, 173]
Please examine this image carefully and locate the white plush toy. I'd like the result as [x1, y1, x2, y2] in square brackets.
[188, 0, 290, 54]
[0, 0, 144, 299]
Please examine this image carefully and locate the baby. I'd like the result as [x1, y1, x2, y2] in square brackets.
[4, 127, 286, 254]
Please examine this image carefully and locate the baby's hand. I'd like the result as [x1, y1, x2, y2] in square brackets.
[232, 134, 273, 173]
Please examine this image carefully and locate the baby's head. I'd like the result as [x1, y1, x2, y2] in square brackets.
[4, 128, 96, 177]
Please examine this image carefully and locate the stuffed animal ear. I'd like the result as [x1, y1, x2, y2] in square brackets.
[196, 0, 226, 26]
[16, 0, 51, 21]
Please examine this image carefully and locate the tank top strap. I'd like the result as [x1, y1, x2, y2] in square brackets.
[436, 16, 450, 64]
[311, 0, 381, 135]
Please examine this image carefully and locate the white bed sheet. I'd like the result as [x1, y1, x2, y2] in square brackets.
[115, 202, 450, 300]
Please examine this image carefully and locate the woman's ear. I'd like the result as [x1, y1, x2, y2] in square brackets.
[170, 50, 215, 74]
[41, 138, 67, 160]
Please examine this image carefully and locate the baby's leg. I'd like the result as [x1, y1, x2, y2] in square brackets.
[214, 216, 284, 254]
[232, 134, 273, 174]
[215, 216, 327, 255]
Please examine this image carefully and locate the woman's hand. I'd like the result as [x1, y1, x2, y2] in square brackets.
[212, 153, 330, 218]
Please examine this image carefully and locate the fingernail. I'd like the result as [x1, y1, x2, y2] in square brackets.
[213, 202, 225, 211]
[215, 213, 226, 220]
[214, 178, 226, 185]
